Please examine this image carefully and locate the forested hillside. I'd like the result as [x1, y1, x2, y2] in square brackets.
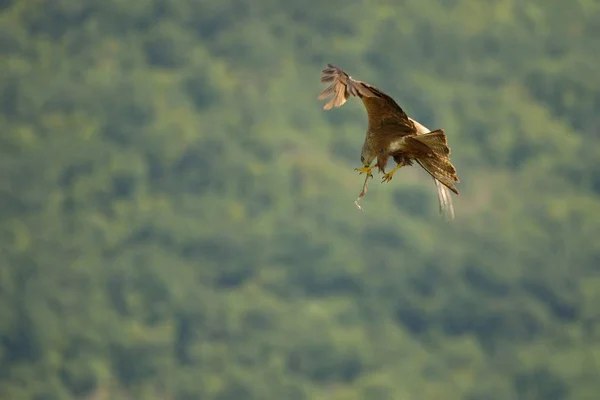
[1, 0, 600, 399]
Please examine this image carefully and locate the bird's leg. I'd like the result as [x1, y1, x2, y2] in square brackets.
[354, 164, 376, 179]
[381, 161, 405, 183]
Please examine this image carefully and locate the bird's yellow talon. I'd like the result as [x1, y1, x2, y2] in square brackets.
[380, 162, 404, 183]
[355, 165, 376, 179]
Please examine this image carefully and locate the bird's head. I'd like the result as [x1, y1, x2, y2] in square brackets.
[360, 142, 376, 167]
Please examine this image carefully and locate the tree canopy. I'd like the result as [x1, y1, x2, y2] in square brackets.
[1, 0, 599, 399]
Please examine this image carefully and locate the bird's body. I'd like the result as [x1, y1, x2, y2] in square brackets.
[317, 64, 460, 218]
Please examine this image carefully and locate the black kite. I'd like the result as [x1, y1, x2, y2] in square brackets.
[318, 64, 460, 219]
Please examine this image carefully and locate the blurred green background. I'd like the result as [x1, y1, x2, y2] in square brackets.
[1, 0, 600, 399]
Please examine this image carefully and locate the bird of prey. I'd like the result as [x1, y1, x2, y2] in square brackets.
[317, 63, 460, 219]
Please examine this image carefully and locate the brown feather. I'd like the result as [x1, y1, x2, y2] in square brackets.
[318, 64, 461, 199]
[318, 64, 416, 133]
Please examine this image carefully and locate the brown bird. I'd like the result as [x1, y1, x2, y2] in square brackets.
[317, 64, 460, 218]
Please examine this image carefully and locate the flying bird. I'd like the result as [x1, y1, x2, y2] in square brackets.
[317, 64, 460, 219]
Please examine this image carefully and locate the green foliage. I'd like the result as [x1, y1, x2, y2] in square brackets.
[1, 0, 599, 399]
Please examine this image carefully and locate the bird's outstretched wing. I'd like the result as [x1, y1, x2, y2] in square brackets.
[318, 64, 416, 131]
[410, 118, 456, 221]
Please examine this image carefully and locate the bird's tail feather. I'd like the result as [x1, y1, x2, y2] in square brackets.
[433, 177, 455, 221]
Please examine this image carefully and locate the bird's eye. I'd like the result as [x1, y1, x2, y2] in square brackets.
[360, 156, 364, 162]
